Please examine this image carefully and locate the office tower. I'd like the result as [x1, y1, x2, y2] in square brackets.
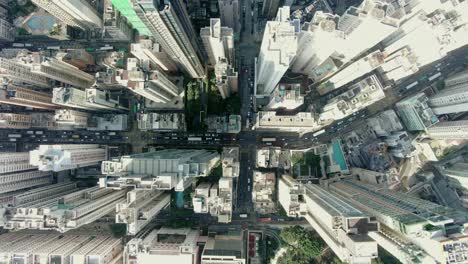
[131, 39, 178, 72]
[100, 149, 220, 191]
[200, 19, 234, 66]
[329, 179, 468, 264]
[262, 0, 280, 19]
[320, 75, 385, 121]
[429, 86, 468, 115]
[116, 190, 170, 235]
[54, 109, 90, 129]
[0, 232, 122, 264]
[123, 58, 182, 104]
[395, 93, 439, 131]
[103, 1, 135, 41]
[427, 120, 468, 140]
[440, 162, 468, 209]
[30, 144, 107, 172]
[218, 0, 240, 34]
[0, 84, 57, 110]
[52, 87, 127, 111]
[222, 147, 239, 178]
[0, 18, 14, 42]
[31, 0, 102, 30]
[214, 60, 238, 98]
[137, 112, 186, 131]
[0, 113, 32, 129]
[0, 57, 51, 88]
[278, 175, 379, 264]
[125, 227, 200, 264]
[193, 177, 233, 223]
[256, 6, 298, 96]
[31, 58, 95, 88]
[4, 187, 126, 232]
[201, 225, 246, 264]
[133, 0, 205, 78]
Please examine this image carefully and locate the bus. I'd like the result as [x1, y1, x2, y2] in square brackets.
[100, 46, 114, 51]
[405, 81, 418, 90]
[46, 46, 60, 50]
[261, 137, 276, 142]
[428, 72, 442, 81]
[313, 129, 326, 137]
[12, 43, 25, 47]
[8, 134, 22, 138]
[188, 137, 202, 141]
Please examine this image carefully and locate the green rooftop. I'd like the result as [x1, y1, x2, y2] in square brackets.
[111, 0, 152, 36]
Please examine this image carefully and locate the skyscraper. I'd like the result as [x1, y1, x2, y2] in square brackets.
[130, 39, 178, 72]
[0, 113, 32, 129]
[255, 6, 298, 96]
[30, 144, 108, 172]
[395, 93, 439, 131]
[427, 120, 468, 140]
[329, 179, 468, 264]
[31, 0, 102, 30]
[278, 175, 379, 264]
[0, 84, 57, 110]
[0, 18, 14, 42]
[133, 0, 205, 78]
[262, 0, 280, 19]
[31, 58, 95, 88]
[100, 149, 220, 191]
[200, 19, 234, 66]
[52, 87, 127, 111]
[218, 0, 240, 34]
[429, 86, 468, 115]
[0, 57, 51, 88]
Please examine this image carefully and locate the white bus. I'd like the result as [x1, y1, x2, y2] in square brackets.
[313, 129, 326, 137]
[261, 137, 276, 142]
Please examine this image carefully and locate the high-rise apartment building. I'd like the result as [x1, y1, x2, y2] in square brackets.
[52, 87, 127, 111]
[0, 232, 122, 264]
[0, 18, 14, 42]
[133, 0, 205, 78]
[0, 152, 36, 174]
[100, 149, 220, 191]
[31, 0, 102, 30]
[30, 144, 107, 172]
[54, 109, 90, 129]
[429, 86, 468, 115]
[4, 187, 126, 232]
[0, 57, 51, 88]
[125, 227, 200, 264]
[214, 60, 238, 98]
[0, 84, 57, 109]
[201, 19, 234, 66]
[262, 0, 280, 19]
[329, 179, 468, 264]
[110, 0, 152, 36]
[123, 58, 182, 104]
[103, 1, 135, 41]
[116, 190, 170, 235]
[427, 120, 468, 140]
[278, 175, 379, 264]
[0, 113, 32, 129]
[31, 58, 95, 88]
[131, 39, 178, 72]
[320, 75, 386, 121]
[440, 161, 468, 209]
[218, 0, 240, 34]
[395, 93, 439, 131]
[255, 6, 298, 96]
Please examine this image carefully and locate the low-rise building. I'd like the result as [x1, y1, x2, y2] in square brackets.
[252, 171, 276, 214]
[138, 112, 186, 131]
[254, 111, 320, 134]
[193, 177, 233, 223]
[201, 225, 246, 264]
[88, 114, 128, 131]
[256, 147, 281, 168]
[222, 147, 240, 178]
[395, 92, 439, 131]
[206, 115, 241, 134]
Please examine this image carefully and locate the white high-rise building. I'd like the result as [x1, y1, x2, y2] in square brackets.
[130, 39, 177, 72]
[218, 0, 240, 34]
[0, 84, 57, 110]
[30, 144, 107, 172]
[100, 149, 220, 191]
[278, 175, 379, 264]
[53, 109, 89, 129]
[255, 6, 298, 96]
[429, 86, 468, 115]
[0, 152, 36, 174]
[0, 57, 51, 88]
[192, 177, 233, 223]
[116, 190, 170, 235]
[0, 18, 14, 42]
[0, 113, 32, 129]
[31, 58, 95, 88]
[31, 0, 102, 30]
[426, 120, 468, 140]
[200, 19, 234, 66]
[134, 0, 205, 78]
[123, 58, 182, 104]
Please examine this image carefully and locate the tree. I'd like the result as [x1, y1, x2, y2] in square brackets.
[110, 223, 127, 238]
[280, 226, 325, 260]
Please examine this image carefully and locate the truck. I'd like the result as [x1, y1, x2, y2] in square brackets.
[8, 134, 21, 138]
[239, 214, 248, 218]
[108, 132, 116, 136]
[261, 137, 276, 142]
[35, 131, 44, 135]
[72, 135, 80, 139]
[12, 43, 25, 47]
